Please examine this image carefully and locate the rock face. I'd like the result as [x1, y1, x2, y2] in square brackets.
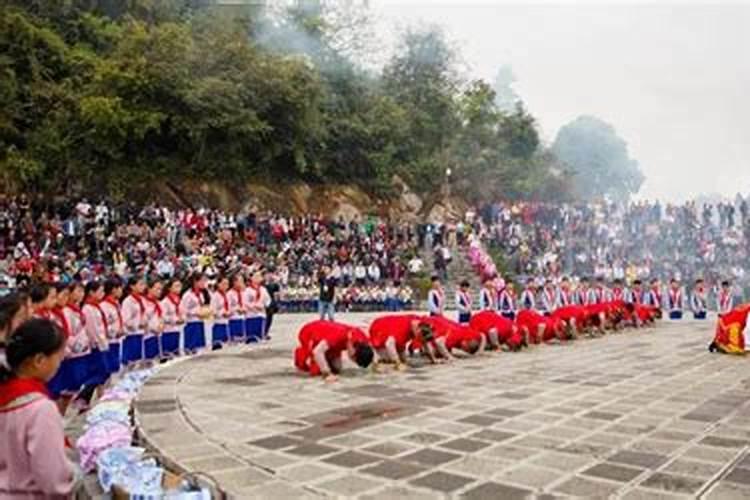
[157, 179, 436, 221]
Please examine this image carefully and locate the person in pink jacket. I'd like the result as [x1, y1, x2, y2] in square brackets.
[180, 273, 208, 353]
[160, 278, 184, 358]
[121, 278, 147, 366]
[81, 281, 110, 400]
[227, 274, 247, 342]
[210, 274, 231, 348]
[100, 278, 124, 375]
[143, 279, 165, 362]
[0, 318, 80, 498]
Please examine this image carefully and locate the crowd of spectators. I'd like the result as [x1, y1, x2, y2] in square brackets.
[0, 195, 421, 311]
[477, 197, 750, 300]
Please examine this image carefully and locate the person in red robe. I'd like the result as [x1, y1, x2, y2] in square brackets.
[551, 305, 588, 338]
[709, 304, 750, 355]
[294, 320, 374, 382]
[516, 309, 566, 345]
[469, 310, 523, 351]
[368, 314, 432, 370]
[419, 316, 485, 361]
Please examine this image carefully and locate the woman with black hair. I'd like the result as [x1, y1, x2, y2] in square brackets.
[121, 276, 147, 367]
[160, 278, 184, 358]
[0, 292, 31, 367]
[210, 274, 230, 348]
[30, 282, 56, 320]
[82, 281, 110, 394]
[143, 277, 164, 362]
[0, 319, 79, 496]
[180, 273, 208, 353]
[64, 281, 94, 411]
[100, 277, 124, 375]
[227, 273, 247, 342]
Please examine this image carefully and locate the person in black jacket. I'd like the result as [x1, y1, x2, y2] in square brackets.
[318, 266, 336, 321]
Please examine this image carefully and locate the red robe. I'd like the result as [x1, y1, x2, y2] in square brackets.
[713, 305, 750, 354]
[420, 316, 482, 352]
[294, 320, 369, 376]
[469, 311, 521, 348]
[369, 314, 417, 350]
[552, 305, 588, 327]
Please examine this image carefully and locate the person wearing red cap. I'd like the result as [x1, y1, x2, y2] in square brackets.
[294, 320, 374, 383]
[469, 310, 522, 351]
[368, 314, 429, 371]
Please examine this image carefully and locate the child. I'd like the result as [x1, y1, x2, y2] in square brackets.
[0, 319, 79, 496]
[243, 271, 268, 343]
[180, 273, 208, 353]
[100, 278, 124, 374]
[81, 281, 110, 398]
[160, 278, 184, 358]
[143, 278, 164, 362]
[210, 274, 230, 348]
[121, 277, 147, 366]
[455, 280, 472, 324]
[0, 292, 31, 367]
[227, 274, 247, 343]
[427, 276, 445, 317]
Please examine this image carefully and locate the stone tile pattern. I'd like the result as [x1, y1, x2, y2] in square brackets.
[133, 312, 750, 499]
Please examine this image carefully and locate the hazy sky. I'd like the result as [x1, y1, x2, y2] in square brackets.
[372, 1, 750, 202]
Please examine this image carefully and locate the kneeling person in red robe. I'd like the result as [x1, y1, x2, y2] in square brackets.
[516, 309, 566, 345]
[369, 314, 432, 370]
[469, 310, 523, 351]
[294, 320, 374, 382]
[421, 316, 485, 361]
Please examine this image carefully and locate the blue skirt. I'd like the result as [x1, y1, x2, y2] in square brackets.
[245, 317, 266, 343]
[694, 311, 707, 320]
[84, 349, 110, 387]
[69, 354, 92, 392]
[122, 333, 144, 364]
[47, 358, 73, 398]
[669, 311, 683, 320]
[229, 319, 245, 340]
[458, 312, 472, 324]
[143, 335, 160, 360]
[161, 331, 180, 357]
[184, 321, 206, 352]
[212, 323, 229, 346]
[106, 342, 121, 374]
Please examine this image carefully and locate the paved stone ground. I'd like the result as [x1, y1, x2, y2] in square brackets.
[134, 313, 750, 499]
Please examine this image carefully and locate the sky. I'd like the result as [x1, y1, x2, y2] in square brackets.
[371, 1, 750, 202]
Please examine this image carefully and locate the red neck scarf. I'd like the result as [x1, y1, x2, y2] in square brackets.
[218, 290, 229, 312]
[192, 288, 204, 305]
[66, 303, 86, 327]
[146, 296, 162, 317]
[234, 288, 244, 308]
[104, 296, 124, 330]
[167, 293, 181, 315]
[51, 306, 71, 338]
[0, 377, 50, 410]
[130, 292, 146, 313]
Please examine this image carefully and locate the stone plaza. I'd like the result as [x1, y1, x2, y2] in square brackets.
[134, 313, 750, 499]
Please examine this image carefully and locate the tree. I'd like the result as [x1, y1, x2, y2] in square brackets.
[382, 25, 462, 193]
[492, 64, 520, 113]
[552, 115, 644, 201]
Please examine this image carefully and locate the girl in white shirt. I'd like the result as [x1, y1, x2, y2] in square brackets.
[210, 275, 231, 348]
[180, 273, 208, 353]
[159, 278, 184, 358]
